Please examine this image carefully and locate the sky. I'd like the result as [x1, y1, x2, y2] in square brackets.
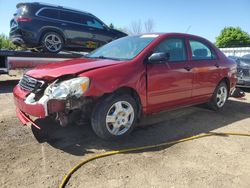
[0, 0, 250, 42]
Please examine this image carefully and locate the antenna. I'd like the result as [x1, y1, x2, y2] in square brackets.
[185, 25, 192, 33]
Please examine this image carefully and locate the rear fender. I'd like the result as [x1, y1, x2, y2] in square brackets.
[39, 27, 66, 43]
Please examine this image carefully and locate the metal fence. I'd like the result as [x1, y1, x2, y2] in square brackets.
[220, 47, 250, 57]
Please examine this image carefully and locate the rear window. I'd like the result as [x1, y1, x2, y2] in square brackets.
[14, 6, 27, 16]
[189, 40, 217, 60]
[38, 8, 59, 19]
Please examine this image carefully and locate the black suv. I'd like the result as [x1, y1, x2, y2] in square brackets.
[10, 2, 127, 53]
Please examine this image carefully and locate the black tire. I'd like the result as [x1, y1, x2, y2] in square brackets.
[91, 94, 138, 140]
[208, 82, 228, 110]
[41, 32, 63, 53]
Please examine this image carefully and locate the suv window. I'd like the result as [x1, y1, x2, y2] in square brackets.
[83, 15, 104, 29]
[154, 38, 187, 62]
[38, 8, 59, 19]
[60, 10, 82, 23]
[189, 40, 216, 60]
[59, 11, 104, 29]
[15, 6, 26, 16]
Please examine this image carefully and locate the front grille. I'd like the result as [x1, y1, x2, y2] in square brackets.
[242, 69, 250, 77]
[19, 75, 44, 92]
[237, 68, 250, 78]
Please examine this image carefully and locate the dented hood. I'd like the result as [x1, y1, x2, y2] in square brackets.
[26, 58, 122, 80]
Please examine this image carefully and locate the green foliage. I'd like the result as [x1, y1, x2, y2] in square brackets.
[108, 23, 129, 34]
[109, 23, 114, 29]
[216, 27, 250, 48]
[0, 34, 20, 50]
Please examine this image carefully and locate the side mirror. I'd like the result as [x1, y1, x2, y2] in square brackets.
[148, 52, 170, 63]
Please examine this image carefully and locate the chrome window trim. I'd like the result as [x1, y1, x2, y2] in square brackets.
[35, 7, 106, 30]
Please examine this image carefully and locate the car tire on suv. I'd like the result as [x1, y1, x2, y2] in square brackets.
[91, 94, 138, 140]
[41, 32, 64, 53]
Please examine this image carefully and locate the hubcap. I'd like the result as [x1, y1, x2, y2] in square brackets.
[216, 86, 227, 108]
[44, 34, 62, 52]
[106, 101, 134, 136]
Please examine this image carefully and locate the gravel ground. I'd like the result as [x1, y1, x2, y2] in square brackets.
[0, 78, 250, 188]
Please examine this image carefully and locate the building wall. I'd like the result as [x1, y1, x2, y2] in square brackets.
[220, 47, 250, 57]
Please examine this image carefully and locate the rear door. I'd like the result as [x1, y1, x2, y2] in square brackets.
[59, 10, 92, 47]
[187, 39, 221, 97]
[146, 37, 193, 111]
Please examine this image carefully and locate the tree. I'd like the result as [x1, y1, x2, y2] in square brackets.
[0, 34, 19, 50]
[125, 19, 155, 35]
[144, 19, 154, 33]
[215, 27, 250, 48]
[110, 19, 155, 35]
[130, 20, 143, 35]
[109, 23, 114, 29]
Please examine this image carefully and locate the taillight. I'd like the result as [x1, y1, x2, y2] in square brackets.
[16, 17, 32, 22]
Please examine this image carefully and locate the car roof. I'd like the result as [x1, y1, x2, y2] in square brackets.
[138, 33, 213, 43]
[17, 2, 92, 16]
[144, 32, 208, 39]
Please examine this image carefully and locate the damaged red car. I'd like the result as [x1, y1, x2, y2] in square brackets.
[13, 33, 237, 140]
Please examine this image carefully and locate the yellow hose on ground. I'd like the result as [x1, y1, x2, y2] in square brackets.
[59, 132, 250, 188]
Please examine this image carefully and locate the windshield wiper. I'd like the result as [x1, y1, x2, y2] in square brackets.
[91, 55, 121, 61]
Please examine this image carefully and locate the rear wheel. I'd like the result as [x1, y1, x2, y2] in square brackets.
[208, 82, 228, 110]
[91, 94, 138, 140]
[41, 32, 63, 53]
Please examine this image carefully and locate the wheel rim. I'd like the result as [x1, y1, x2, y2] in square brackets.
[216, 86, 227, 108]
[44, 34, 62, 52]
[106, 101, 134, 136]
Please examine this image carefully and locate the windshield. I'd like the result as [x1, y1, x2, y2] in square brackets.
[87, 35, 158, 60]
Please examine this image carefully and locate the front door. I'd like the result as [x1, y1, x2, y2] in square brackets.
[147, 38, 193, 112]
[83, 15, 114, 48]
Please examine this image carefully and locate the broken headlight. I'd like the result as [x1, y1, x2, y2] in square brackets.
[45, 77, 90, 100]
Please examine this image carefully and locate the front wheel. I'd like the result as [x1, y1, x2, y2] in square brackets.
[91, 94, 138, 140]
[208, 82, 228, 110]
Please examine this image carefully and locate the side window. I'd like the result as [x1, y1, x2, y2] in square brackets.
[38, 9, 59, 19]
[84, 16, 104, 29]
[154, 38, 187, 62]
[189, 40, 216, 60]
[60, 11, 82, 24]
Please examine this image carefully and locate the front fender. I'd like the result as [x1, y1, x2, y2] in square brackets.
[79, 62, 147, 108]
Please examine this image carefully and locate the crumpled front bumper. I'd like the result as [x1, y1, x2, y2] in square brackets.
[13, 85, 46, 118]
[13, 85, 66, 129]
[16, 108, 41, 129]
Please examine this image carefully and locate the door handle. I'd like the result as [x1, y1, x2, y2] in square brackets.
[61, 23, 67, 26]
[184, 66, 192, 71]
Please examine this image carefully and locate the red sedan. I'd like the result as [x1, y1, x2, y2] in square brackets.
[13, 33, 237, 140]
